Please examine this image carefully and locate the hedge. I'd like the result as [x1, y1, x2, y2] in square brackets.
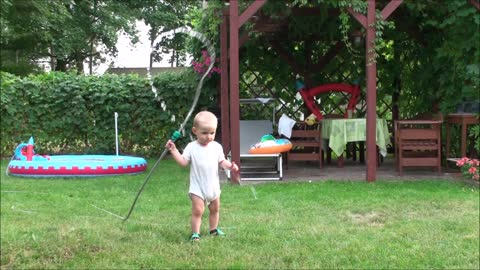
[0, 70, 218, 158]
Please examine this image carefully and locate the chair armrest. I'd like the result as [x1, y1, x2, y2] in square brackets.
[395, 120, 443, 125]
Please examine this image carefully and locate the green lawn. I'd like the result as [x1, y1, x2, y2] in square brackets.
[1, 159, 479, 269]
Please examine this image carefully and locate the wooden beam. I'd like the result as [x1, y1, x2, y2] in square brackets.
[269, 40, 304, 75]
[347, 7, 367, 29]
[348, 0, 402, 28]
[291, 7, 323, 16]
[267, 32, 329, 41]
[239, 0, 267, 28]
[239, 17, 288, 46]
[229, 0, 241, 167]
[366, 0, 377, 182]
[469, 0, 480, 10]
[291, 7, 340, 17]
[220, 7, 230, 154]
[239, 31, 249, 47]
[347, 0, 403, 181]
[251, 15, 288, 33]
[381, 0, 403, 20]
[268, 39, 345, 86]
[310, 41, 345, 72]
[254, 23, 285, 32]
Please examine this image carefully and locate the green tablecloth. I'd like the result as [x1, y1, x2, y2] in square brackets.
[321, 118, 390, 157]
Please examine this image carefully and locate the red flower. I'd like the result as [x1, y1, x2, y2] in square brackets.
[191, 50, 220, 77]
[456, 157, 480, 181]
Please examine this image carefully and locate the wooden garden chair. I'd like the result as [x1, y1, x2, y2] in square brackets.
[286, 122, 323, 169]
[394, 113, 443, 176]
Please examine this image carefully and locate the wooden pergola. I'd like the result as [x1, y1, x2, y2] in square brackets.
[218, 0, 479, 182]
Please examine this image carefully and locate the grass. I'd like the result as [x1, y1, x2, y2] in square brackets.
[1, 159, 479, 269]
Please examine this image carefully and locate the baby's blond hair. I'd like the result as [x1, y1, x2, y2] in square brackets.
[193, 111, 218, 129]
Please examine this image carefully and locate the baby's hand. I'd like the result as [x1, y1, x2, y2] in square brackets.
[165, 140, 176, 151]
[230, 161, 241, 185]
[230, 161, 239, 173]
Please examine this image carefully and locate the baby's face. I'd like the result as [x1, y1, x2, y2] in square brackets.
[193, 124, 217, 146]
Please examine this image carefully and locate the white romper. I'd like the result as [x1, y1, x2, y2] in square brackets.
[182, 141, 225, 204]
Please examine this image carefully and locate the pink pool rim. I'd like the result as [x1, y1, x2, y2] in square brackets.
[8, 155, 148, 177]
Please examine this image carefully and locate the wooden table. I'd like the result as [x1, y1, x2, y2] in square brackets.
[445, 113, 480, 165]
[321, 118, 390, 167]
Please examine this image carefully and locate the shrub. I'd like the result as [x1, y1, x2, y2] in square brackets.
[0, 70, 218, 158]
[456, 157, 480, 181]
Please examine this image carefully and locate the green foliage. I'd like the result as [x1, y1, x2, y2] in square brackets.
[0, 0, 70, 75]
[0, 70, 217, 158]
[385, 0, 480, 117]
[153, 69, 219, 146]
[0, 57, 43, 77]
[193, 0, 480, 120]
[137, 0, 198, 67]
[469, 124, 480, 153]
[187, 0, 223, 61]
[0, 0, 139, 74]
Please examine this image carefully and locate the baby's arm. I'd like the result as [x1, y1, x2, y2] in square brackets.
[165, 140, 189, 167]
[220, 159, 239, 173]
[221, 160, 240, 184]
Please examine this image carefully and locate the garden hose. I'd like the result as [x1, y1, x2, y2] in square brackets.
[122, 27, 215, 221]
[5, 154, 16, 177]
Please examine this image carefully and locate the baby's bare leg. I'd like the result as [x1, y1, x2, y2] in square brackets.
[190, 194, 205, 234]
[208, 197, 220, 231]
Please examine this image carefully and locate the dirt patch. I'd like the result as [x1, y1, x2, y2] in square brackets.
[348, 211, 385, 227]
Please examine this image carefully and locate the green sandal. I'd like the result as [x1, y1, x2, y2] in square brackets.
[190, 232, 201, 241]
[209, 228, 225, 236]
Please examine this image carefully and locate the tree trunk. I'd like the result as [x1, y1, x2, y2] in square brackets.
[55, 59, 68, 71]
[50, 45, 56, 71]
[75, 53, 84, 74]
[89, 50, 93, 74]
[170, 50, 175, 67]
[89, 37, 94, 75]
[90, 0, 97, 75]
[149, 38, 154, 68]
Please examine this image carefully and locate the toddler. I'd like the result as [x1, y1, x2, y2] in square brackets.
[165, 111, 240, 241]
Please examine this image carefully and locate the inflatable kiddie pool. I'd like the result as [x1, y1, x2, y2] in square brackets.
[248, 135, 292, 154]
[7, 137, 147, 177]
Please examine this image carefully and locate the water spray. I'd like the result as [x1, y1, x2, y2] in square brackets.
[120, 27, 216, 221]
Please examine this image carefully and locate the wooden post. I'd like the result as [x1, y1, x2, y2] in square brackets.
[365, 0, 377, 182]
[229, 0, 240, 167]
[228, 0, 267, 168]
[220, 7, 230, 155]
[348, 0, 402, 182]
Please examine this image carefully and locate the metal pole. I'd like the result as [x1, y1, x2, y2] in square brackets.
[115, 112, 119, 156]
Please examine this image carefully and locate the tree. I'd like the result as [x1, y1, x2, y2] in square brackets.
[0, 0, 71, 75]
[1, 0, 140, 75]
[135, 0, 200, 68]
[50, 0, 140, 74]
